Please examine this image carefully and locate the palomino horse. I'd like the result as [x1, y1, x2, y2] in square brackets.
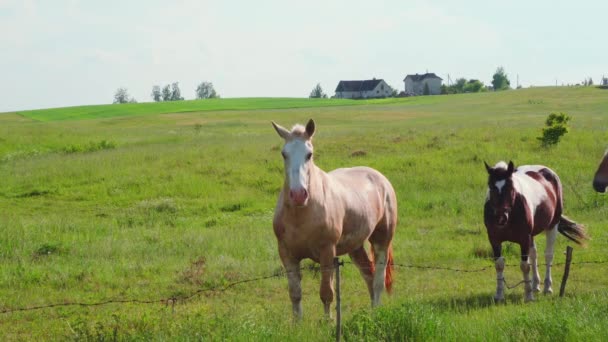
[593, 150, 608, 193]
[484, 161, 588, 302]
[271, 119, 397, 320]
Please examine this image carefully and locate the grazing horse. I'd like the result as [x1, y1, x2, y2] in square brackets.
[484, 161, 588, 302]
[271, 119, 397, 320]
[593, 150, 608, 193]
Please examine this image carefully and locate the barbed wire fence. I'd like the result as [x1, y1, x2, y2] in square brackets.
[1, 247, 606, 316]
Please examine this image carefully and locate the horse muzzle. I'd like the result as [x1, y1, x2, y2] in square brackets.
[289, 188, 309, 207]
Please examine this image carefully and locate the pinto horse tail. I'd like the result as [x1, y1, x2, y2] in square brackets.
[385, 243, 394, 294]
[558, 215, 589, 247]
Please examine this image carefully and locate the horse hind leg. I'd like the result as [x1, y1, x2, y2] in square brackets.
[370, 242, 391, 307]
[543, 225, 558, 294]
[348, 246, 375, 303]
[529, 241, 541, 292]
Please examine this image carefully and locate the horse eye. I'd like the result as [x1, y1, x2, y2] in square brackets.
[306, 153, 312, 161]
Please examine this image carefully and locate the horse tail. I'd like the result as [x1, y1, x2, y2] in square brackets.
[385, 244, 394, 294]
[558, 215, 589, 247]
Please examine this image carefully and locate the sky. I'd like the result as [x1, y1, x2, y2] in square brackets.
[1, 0, 606, 112]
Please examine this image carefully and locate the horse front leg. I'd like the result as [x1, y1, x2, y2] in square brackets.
[279, 245, 302, 320]
[319, 245, 336, 317]
[543, 225, 558, 294]
[492, 243, 505, 302]
[529, 239, 541, 292]
[520, 241, 534, 302]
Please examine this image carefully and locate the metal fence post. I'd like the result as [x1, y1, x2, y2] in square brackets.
[559, 246, 574, 297]
[334, 257, 342, 342]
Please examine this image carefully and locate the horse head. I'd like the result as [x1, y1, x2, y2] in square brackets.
[272, 119, 316, 207]
[593, 151, 608, 193]
[485, 161, 516, 228]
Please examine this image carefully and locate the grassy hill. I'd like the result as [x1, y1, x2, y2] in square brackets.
[1, 86, 607, 340]
[11, 96, 442, 122]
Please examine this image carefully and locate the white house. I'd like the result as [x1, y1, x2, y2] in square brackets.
[334, 79, 392, 99]
[403, 73, 443, 95]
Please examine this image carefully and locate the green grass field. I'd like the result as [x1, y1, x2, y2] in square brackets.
[1, 87, 607, 340]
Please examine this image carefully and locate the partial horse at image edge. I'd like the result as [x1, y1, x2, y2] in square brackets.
[271, 119, 397, 320]
[593, 150, 608, 193]
[484, 161, 588, 303]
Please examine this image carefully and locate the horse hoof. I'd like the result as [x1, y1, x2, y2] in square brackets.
[524, 296, 535, 303]
[533, 287, 541, 293]
[544, 288, 553, 295]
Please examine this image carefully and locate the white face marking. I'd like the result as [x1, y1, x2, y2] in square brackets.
[495, 180, 506, 194]
[282, 139, 313, 191]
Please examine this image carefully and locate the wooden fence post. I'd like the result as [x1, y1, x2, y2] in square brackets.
[334, 257, 342, 342]
[559, 246, 574, 297]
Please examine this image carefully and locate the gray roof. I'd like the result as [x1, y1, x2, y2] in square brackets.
[403, 73, 443, 82]
[335, 79, 384, 92]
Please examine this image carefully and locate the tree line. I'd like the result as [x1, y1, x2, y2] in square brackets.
[113, 82, 219, 104]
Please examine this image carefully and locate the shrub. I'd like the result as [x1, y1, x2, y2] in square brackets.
[537, 112, 570, 147]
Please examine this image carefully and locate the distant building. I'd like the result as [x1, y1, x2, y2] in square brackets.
[403, 73, 443, 95]
[334, 79, 392, 99]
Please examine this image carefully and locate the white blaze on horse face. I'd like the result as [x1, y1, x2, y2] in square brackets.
[283, 138, 313, 205]
[495, 180, 506, 194]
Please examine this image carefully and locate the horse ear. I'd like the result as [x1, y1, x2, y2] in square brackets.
[305, 119, 315, 138]
[271, 121, 290, 140]
[507, 161, 515, 174]
[484, 161, 492, 174]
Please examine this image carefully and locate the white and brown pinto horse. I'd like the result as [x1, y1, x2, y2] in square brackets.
[272, 119, 397, 320]
[593, 150, 608, 193]
[484, 161, 588, 302]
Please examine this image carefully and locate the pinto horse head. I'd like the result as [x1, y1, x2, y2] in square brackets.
[485, 161, 516, 228]
[593, 151, 608, 193]
[272, 119, 316, 207]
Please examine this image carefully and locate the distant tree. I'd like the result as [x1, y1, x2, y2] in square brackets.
[170, 82, 184, 101]
[440, 84, 449, 95]
[588, 77, 594, 86]
[162, 85, 172, 101]
[309, 83, 327, 98]
[602, 76, 608, 86]
[196, 82, 219, 99]
[463, 79, 485, 93]
[390, 87, 398, 97]
[151, 85, 162, 102]
[491, 67, 510, 91]
[423, 82, 430, 95]
[113, 88, 130, 104]
[453, 78, 467, 93]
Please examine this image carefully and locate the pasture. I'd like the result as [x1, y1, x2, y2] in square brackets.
[1, 87, 607, 340]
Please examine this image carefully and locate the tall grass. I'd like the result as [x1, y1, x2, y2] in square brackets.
[0, 86, 607, 340]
